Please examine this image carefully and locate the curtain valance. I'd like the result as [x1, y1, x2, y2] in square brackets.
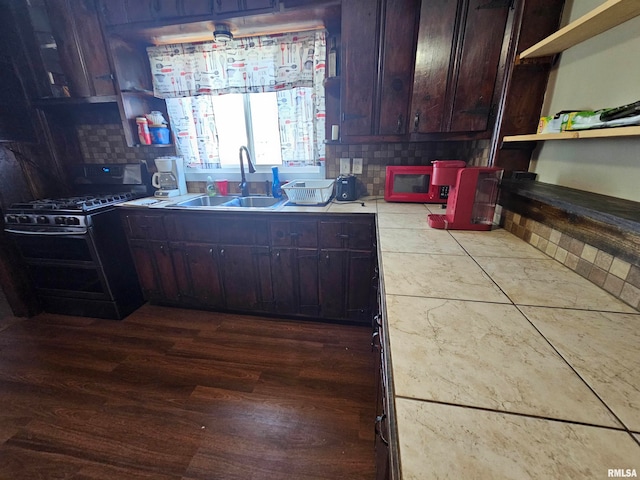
[147, 30, 326, 98]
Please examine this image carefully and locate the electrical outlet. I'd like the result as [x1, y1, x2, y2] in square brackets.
[340, 157, 351, 175]
[352, 158, 363, 174]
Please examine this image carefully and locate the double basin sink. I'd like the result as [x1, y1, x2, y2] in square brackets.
[173, 195, 286, 209]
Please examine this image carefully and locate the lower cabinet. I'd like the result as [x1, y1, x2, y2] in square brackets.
[120, 209, 377, 323]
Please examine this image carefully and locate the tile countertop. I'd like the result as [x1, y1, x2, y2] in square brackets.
[375, 200, 640, 480]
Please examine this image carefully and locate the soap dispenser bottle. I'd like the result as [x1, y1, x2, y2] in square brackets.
[271, 167, 282, 198]
[206, 176, 217, 196]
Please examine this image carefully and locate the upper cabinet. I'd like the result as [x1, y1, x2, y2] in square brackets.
[12, 0, 117, 100]
[410, 0, 509, 134]
[45, 0, 116, 98]
[98, 0, 278, 26]
[377, 0, 420, 136]
[340, 0, 511, 140]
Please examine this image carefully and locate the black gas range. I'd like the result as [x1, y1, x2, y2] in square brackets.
[3, 163, 154, 320]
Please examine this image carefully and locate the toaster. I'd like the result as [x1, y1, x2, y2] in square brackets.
[336, 175, 357, 201]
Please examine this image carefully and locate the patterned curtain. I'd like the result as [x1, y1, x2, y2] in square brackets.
[148, 31, 325, 97]
[147, 31, 326, 168]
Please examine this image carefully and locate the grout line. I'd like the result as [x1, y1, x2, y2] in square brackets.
[395, 396, 631, 433]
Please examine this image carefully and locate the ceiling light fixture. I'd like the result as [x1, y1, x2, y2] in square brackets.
[213, 25, 233, 44]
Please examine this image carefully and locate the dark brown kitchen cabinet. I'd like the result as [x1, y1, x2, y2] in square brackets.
[270, 219, 320, 316]
[340, 0, 379, 137]
[318, 217, 376, 322]
[128, 239, 180, 302]
[219, 244, 273, 311]
[124, 0, 181, 23]
[410, 0, 509, 134]
[214, 0, 277, 15]
[121, 210, 376, 323]
[45, 0, 116, 98]
[377, 0, 420, 136]
[170, 243, 225, 309]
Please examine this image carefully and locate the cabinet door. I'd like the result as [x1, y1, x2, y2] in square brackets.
[128, 240, 178, 302]
[340, 0, 379, 136]
[45, 0, 115, 97]
[218, 245, 272, 311]
[410, 0, 458, 133]
[448, 0, 508, 132]
[125, 0, 180, 23]
[182, 0, 215, 16]
[346, 250, 375, 323]
[296, 248, 320, 317]
[178, 243, 225, 308]
[377, 0, 420, 135]
[271, 247, 296, 314]
[214, 0, 241, 14]
[318, 249, 346, 319]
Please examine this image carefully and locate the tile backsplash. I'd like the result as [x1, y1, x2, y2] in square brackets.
[76, 122, 492, 198]
[325, 140, 490, 196]
[501, 209, 640, 311]
[77, 124, 176, 165]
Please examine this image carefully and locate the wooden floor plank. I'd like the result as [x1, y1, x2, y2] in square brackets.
[0, 304, 376, 479]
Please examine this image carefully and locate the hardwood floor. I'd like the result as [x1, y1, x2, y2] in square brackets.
[0, 304, 377, 479]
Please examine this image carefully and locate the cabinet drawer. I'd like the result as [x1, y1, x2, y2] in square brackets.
[123, 213, 166, 240]
[319, 218, 374, 250]
[270, 220, 318, 248]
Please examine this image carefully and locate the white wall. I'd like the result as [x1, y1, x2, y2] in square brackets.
[529, 0, 640, 202]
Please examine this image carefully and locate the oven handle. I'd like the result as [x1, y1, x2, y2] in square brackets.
[5, 227, 88, 236]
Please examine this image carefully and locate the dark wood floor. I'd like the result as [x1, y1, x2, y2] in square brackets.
[0, 304, 377, 479]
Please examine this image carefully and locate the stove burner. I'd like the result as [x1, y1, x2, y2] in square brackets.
[10, 192, 136, 212]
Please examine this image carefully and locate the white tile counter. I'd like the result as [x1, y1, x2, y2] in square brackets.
[374, 200, 640, 480]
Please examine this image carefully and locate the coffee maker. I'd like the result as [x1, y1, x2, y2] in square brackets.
[152, 156, 187, 198]
[427, 160, 503, 231]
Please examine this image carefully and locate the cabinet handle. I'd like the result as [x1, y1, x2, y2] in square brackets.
[289, 232, 300, 238]
[396, 114, 403, 133]
[153, 0, 161, 12]
[336, 233, 349, 239]
[220, 248, 225, 256]
[371, 330, 379, 351]
[275, 251, 280, 258]
[375, 414, 389, 446]
[413, 112, 420, 132]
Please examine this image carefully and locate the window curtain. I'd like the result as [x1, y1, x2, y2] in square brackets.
[147, 31, 326, 168]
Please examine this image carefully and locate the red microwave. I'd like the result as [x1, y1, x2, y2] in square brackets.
[384, 166, 449, 203]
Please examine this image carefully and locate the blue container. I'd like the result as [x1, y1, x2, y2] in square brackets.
[149, 126, 170, 145]
[272, 167, 282, 198]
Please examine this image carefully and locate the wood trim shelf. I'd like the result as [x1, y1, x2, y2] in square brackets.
[503, 125, 640, 142]
[520, 0, 640, 59]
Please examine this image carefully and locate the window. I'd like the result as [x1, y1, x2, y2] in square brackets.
[165, 88, 317, 169]
[148, 30, 327, 176]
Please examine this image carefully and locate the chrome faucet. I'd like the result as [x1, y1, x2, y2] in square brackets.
[238, 146, 255, 197]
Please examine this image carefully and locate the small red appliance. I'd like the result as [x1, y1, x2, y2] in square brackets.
[384, 166, 449, 203]
[427, 161, 503, 231]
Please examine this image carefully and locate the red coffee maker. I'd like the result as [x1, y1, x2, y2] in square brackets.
[427, 161, 503, 231]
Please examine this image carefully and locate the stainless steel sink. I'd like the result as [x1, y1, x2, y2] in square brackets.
[175, 195, 239, 207]
[227, 196, 285, 208]
[173, 195, 285, 209]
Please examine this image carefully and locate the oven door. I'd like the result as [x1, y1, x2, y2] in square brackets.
[6, 228, 112, 300]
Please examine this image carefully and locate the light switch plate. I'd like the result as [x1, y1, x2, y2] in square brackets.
[352, 158, 363, 174]
[340, 158, 351, 175]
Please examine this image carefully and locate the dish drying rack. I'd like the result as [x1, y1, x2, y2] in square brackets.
[281, 179, 335, 205]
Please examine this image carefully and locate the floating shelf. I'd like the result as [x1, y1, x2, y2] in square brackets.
[503, 126, 640, 142]
[520, 0, 640, 59]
